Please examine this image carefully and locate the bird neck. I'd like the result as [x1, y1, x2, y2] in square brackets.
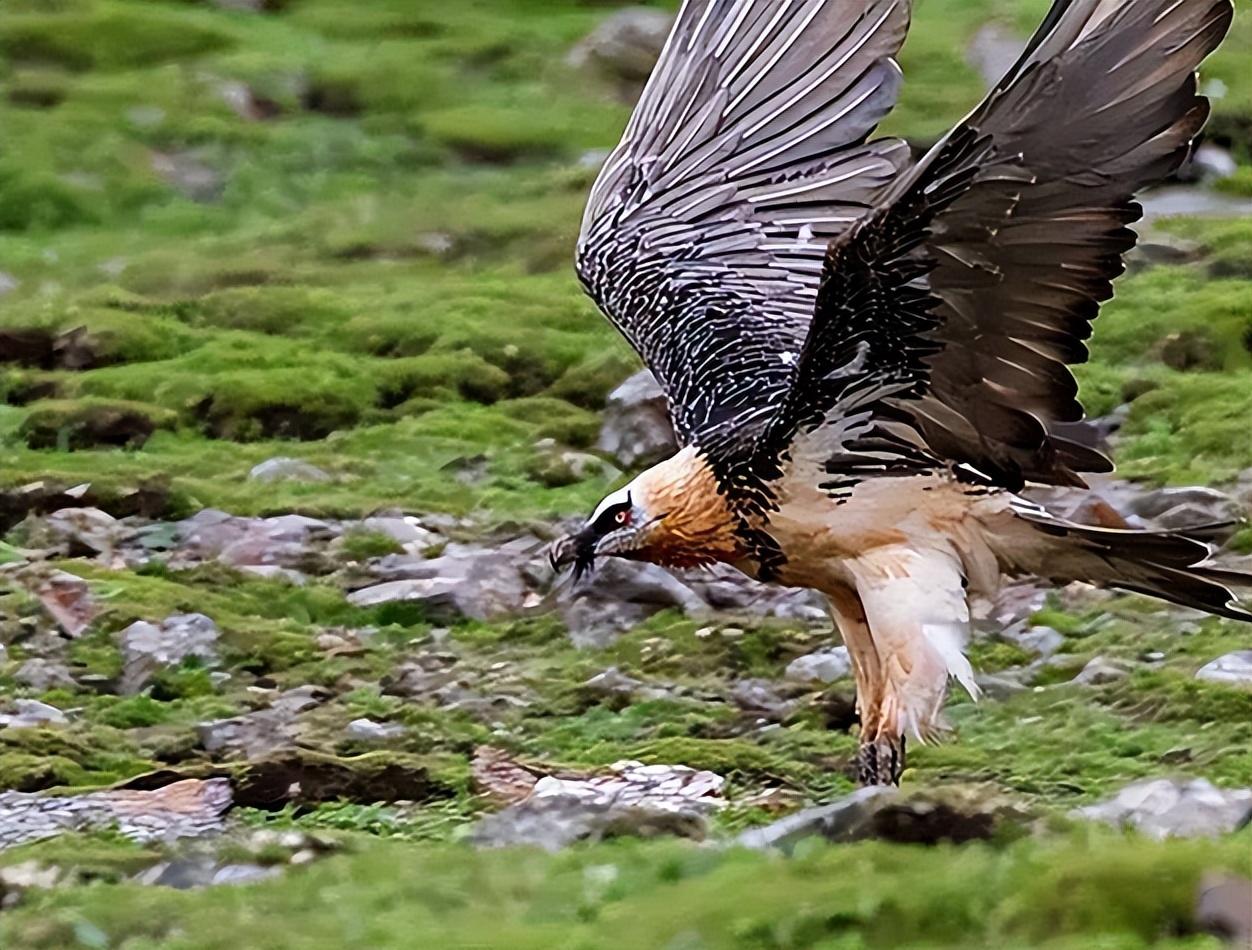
[636, 447, 744, 567]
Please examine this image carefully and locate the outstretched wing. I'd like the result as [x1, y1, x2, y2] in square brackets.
[577, 0, 912, 446]
[756, 0, 1233, 493]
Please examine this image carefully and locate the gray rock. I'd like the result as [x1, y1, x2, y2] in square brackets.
[1195, 873, 1252, 946]
[1072, 655, 1133, 686]
[358, 516, 439, 548]
[966, 23, 1023, 88]
[1127, 232, 1202, 270]
[739, 785, 1028, 852]
[473, 761, 723, 851]
[737, 787, 898, 853]
[595, 370, 677, 468]
[119, 614, 220, 695]
[785, 647, 852, 685]
[0, 778, 232, 851]
[197, 685, 330, 759]
[1011, 625, 1065, 660]
[1188, 143, 1238, 182]
[568, 8, 674, 90]
[530, 439, 621, 487]
[211, 863, 283, 887]
[352, 543, 531, 621]
[248, 457, 331, 483]
[562, 598, 653, 650]
[345, 718, 406, 742]
[1139, 186, 1252, 223]
[1196, 651, 1252, 686]
[150, 149, 225, 203]
[730, 678, 793, 720]
[472, 791, 708, 852]
[975, 672, 1030, 700]
[0, 699, 69, 729]
[0, 272, 19, 296]
[1127, 486, 1243, 523]
[14, 659, 77, 691]
[559, 557, 709, 647]
[581, 667, 672, 703]
[1075, 778, 1252, 839]
[686, 565, 829, 623]
[41, 507, 122, 556]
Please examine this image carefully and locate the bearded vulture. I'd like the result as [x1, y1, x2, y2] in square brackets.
[550, 0, 1246, 785]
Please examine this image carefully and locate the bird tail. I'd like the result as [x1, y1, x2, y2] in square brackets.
[1012, 506, 1252, 622]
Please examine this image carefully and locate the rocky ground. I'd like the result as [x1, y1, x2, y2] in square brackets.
[2, 1, 1252, 948]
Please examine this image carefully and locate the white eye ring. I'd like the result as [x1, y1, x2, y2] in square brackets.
[615, 510, 630, 525]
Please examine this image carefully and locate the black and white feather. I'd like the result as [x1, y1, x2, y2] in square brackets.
[577, 0, 1233, 500]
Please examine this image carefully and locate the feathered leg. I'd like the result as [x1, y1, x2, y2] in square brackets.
[825, 586, 903, 785]
[844, 545, 980, 785]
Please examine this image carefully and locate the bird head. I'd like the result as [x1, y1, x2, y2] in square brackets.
[548, 446, 742, 580]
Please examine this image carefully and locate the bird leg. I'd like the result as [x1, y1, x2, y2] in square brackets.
[857, 732, 906, 787]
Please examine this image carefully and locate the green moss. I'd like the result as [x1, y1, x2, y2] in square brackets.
[337, 528, 404, 561]
[2, 833, 1249, 949]
[0, 8, 232, 72]
[17, 397, 176, 450]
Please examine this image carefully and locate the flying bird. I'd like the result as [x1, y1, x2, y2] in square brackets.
[550, 0, 1247, 786]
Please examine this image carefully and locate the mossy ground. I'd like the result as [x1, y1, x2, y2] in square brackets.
[2, 1, 1252, 947]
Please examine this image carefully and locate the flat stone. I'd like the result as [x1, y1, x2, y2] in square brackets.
[1196, 651, 1252, 686]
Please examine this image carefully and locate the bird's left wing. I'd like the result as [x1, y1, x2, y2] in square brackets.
[744, 0, 1232, 498]
[577, 0, 912, 447]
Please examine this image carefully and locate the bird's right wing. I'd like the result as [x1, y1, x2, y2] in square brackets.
[576, 0, 912, 450]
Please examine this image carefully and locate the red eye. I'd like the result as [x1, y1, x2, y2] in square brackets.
[615, 510, 630, 525]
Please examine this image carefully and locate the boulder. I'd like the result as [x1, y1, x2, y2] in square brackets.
[595, 370, 677, 468]
[1196, 651, 1252, 687]
[348, 544, 531, 622]
[568, 8, 674, 94]
[1074, 778, 1252, 839]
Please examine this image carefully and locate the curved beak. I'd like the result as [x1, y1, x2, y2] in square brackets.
[548, 528, 597, 582]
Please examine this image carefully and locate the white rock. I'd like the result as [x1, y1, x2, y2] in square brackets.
[248, 457, 331, 483]
[345, 718, 406, 742]
[0, 700, 69, 729]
